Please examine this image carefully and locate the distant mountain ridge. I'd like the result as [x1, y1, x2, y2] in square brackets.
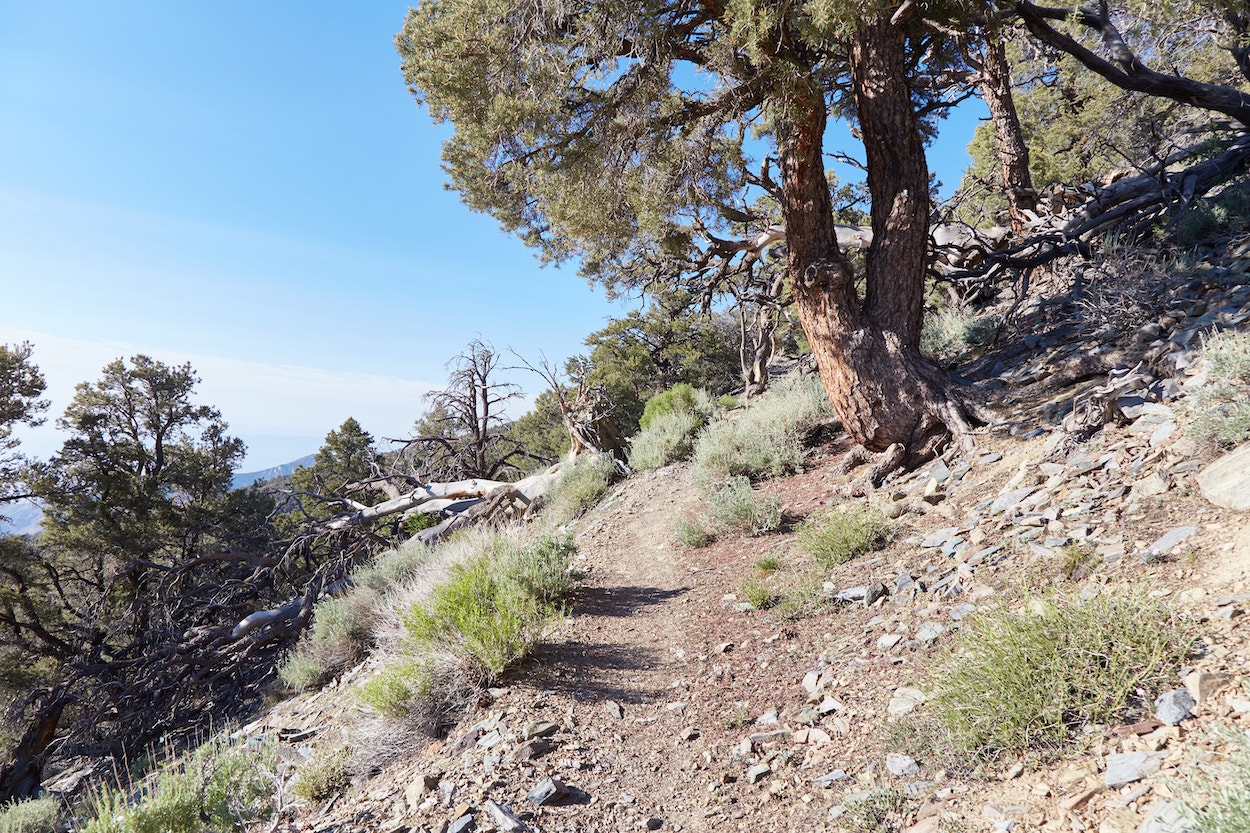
[231, 455, 315, 489]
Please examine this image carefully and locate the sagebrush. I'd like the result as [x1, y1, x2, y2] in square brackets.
[929, 590, 1192, 756]
[691, 375, 834, 483]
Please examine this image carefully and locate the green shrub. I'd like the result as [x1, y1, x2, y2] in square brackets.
[1188, 330, 1250, 448]
[292, 745, 352, 803]
[920, 309, 998, 366]
[278, 589, 377, 691]
[716, 394, 740, 409]
[706, 476, 782, 536]
[691, 375, 834, 483]
[360, 530, 578, 717]
[674, 518, 714, 548]
[544, 453, 620, 523]
[0, 797, 61, 833]
[797, 506, 893, 568]
[358, 659, 434, 717]
[496, 532, 578, 605]
[742, 578, 778, 610]
[81, 738, 277, 833]
[639, 383, 712, 431]
[1179, 727, 1250, 833]
[404, 557, 542, 676]
[929, 590, 1192, 756]
[629, 410, 701, 470]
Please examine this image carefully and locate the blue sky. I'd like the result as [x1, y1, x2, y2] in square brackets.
[1, 2, 985, 469]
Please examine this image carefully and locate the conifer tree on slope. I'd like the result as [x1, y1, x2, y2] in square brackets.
[397, 0, 1250, 480]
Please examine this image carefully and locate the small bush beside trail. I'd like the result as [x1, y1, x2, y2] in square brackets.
[629, 410, 701, 471]
[797, 506, 893, 568]
[544, 453, 621, 523]
[358, 530, 577, 720]
[691, 375, 834, 484]
[929, 590, 1192, 757]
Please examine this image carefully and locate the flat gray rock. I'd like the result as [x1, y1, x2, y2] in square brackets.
[990, 487, 1036, 515]
[528, 777, 570, 806]
[1196, 442, 1250, 510]
[886, 753, 919, 776]
[1142, 526, 1198, 557]
[1136, 800, 1193, 832]
[1104, 752, 1164, 788]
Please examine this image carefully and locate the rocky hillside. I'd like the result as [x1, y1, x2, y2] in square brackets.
[39, 239, 1250, 833]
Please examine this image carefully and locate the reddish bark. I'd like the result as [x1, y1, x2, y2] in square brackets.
[776, 18, 989, 469]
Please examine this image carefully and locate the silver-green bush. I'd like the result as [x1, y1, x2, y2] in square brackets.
[629, 409, 701, 470]
[1180, 726, 1250, 833]
[0, 797, 61, 833]
[691, 375, 834, 484]
[81, 738, 277, 833]
[706, 476, 782, 536]
[544, 453, 620, 523]
[1187, 330, 1250, 448]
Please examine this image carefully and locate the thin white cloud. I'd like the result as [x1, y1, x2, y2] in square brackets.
[0, 326, 437, 468]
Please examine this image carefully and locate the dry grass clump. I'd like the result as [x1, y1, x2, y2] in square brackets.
[796, 505, 893, 568]
[929, 590, 1192, 757]
[291, 744, 352, 804]
[920, 308, 998, 367]
[1187, 330, 1250, 448]
[543, 452, 621, 523]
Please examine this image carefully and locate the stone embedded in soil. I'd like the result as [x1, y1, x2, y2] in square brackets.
[1136, 800, 1192, 833]
[603, 700, 625, 720]
[886, 753, 920, 776]
[746, 762, 771, 784]
[1150, 685, 1190, 725]
[1184, 670, 1233, 703]
[511, 738, 553, 761]
[887, 688, 926, 717]
[915, 622, 945, 643]
[1196, 442, 1250, 510]
[528, 777, 571, 806]
[1142, 526, 1198, 558]
[1103, 752, 1164, 788]
[484, 800, 531, 832]
[877, 633, 904, 650]
[447, 813, 477, 833]
[522, 720, 560, 740]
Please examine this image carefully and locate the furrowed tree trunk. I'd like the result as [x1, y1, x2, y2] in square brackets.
[979, 35, 1037, 230]
[778, 18, 986, 468]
